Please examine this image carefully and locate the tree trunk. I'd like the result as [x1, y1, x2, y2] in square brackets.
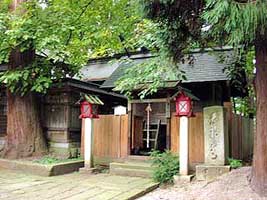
[3, 93, 48, 159]
[250, 38, 267, 196]
[2, 50, 48, 159]
[1, 0, 48, 158]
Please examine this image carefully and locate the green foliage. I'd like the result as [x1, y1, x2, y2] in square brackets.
[219, 49, 256, 117]
[0, 0, 142, 95]
[132, 0, 262, 100]
[33, 156, 82, 165]
[203, 0, 267, 47]
[150, 150, 179, 184]
[217, 48, 256, 117]
[140, 0, 267, 59]
[115, 55, 186, 99]
[115, 18, 189, 98]
[232, 96, 256, 117]
[228, 158, 243, 169]
[140, 0, 203, 60]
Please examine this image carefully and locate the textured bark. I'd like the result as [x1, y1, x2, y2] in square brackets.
[1, 49, 48, 159]
[1, 0, 47, 159]
[250, 38, 267, 196]
[3, 92, 48, 159]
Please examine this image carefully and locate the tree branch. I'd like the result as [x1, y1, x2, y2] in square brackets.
[233, 0, 257, 4]
[65, 0, 95, 45]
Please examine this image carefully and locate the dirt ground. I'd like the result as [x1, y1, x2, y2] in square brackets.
[139, 167, 267, 200]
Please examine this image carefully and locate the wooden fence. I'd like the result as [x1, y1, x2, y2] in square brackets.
[170, 112, 205, 168]
[89, 110, 254, 167]
[229, 114, 254, 160]
[170, 111, 254, 168]
[92, 115, 128, 163]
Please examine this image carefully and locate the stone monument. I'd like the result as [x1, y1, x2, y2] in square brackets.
[196, 106, 230, 181]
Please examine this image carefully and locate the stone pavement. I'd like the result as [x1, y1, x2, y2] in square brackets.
[0, 167, 158, 200]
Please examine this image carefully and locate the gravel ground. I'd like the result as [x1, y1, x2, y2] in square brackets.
[139, 167, 267, 200]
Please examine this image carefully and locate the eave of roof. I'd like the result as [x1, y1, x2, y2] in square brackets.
[61, 78, 127, 99]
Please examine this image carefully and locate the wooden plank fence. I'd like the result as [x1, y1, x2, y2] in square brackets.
[93, 115, 128, 162]
[88, 110, 254, 167]
[229, 114, 254, 160]
[171, 112, 205, 168]
[171, 111, 254, 167]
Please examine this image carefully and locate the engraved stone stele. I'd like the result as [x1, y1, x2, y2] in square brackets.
[203, 106, 229, 165]
[196, 106, 230, 181]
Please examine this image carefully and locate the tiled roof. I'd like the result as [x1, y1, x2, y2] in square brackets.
[101, 63, 129, 88]
[101, 50, 232, 88]
[79, 60, 119, 81]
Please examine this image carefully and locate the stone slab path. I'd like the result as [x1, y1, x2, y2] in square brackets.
[0, 167, 158, 200]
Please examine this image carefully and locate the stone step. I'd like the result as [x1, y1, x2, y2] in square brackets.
[126, 155, 152, 163]
[111, 162, 154, 170]
[109, 162, 154, 178]
[110, 166, 153, 178]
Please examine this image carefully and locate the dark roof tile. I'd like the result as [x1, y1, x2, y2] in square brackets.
[101, 50, 232, 88]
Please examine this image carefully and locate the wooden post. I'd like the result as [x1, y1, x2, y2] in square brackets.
[128, 102, 133, 154]
[118, 115, 122, 158]
[179, 116, 189, 175]
[145, 103, 152, 148]
[166, 95, 171, 150]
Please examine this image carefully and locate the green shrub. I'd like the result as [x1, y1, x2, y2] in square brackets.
[150, 150, 179, 184]
[228, 158, 243, 169]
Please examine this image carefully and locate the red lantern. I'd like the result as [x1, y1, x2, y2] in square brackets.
[175, 92, 192, 117]
[79, 101, 99, 119]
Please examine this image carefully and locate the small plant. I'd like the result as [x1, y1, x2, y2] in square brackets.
[150, 150, 179, 184]
[228, 158, 243, 169]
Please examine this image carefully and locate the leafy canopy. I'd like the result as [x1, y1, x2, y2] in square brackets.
[140, 0, 267, 56]
[115, 18, 187, 98]
[0, 0, 141, 94]
[204, 0, 267, 46]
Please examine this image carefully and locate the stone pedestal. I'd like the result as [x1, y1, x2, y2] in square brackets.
[196, 106, 230, 181]
[196, 165, 230, 181]
[174, 175, 194, 183]
[79, 167, 96, 174]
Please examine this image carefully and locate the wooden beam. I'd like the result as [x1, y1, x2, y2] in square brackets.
[166, 94, 171, 150]
[129, 98, 168, 104]
[127, 102, 132, 155]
